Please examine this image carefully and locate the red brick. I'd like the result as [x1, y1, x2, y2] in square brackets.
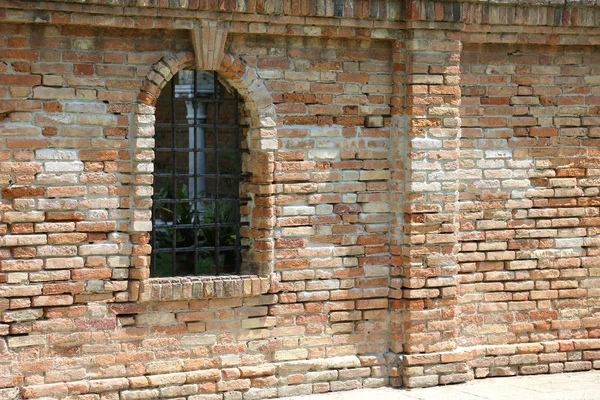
[2, 186, 45, 198]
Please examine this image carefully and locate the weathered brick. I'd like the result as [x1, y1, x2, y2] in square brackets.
[0, 9, 597, 397]
[32, 87, 76, 100]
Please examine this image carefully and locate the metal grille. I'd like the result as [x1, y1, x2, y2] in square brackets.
[151, 70, 247, 277]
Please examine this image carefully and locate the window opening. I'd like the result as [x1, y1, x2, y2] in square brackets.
[151, 70, 247, 277]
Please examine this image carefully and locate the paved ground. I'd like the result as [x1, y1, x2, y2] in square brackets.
[280, 370, 600, 400]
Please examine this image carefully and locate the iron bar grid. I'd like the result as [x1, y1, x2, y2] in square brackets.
[150, 70, 247, 277]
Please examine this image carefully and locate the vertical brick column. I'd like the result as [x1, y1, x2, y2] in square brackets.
[389, 39, 407, 388]
[397, 28, 465, 387]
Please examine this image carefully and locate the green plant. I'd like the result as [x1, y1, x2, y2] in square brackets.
[151, 183, 239, 277]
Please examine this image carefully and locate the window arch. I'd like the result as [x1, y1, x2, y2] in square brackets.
[130, 52, 278, 300]
[151, 70, 247, 277]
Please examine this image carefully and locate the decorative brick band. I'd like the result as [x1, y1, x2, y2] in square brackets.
[9, 0, 406, 19]
[5, 0, 600, 31]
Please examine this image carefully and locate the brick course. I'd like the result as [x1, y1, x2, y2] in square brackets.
[1, 0, 600, 399]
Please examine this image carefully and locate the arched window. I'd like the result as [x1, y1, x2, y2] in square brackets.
[151, 70, 247, 277]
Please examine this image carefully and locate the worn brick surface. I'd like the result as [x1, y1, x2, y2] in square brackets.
[0, 1, 600, 399]
[458, 44, 600, 350]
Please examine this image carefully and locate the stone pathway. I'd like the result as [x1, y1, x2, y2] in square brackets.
[279, 370, 600, 400]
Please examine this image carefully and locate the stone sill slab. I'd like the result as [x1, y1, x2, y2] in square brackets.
[138, 274, 275, 302]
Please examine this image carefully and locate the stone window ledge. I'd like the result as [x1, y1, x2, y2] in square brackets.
[139, 274, 275, 302]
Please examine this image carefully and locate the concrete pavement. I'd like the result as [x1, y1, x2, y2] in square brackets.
[280, 370, 600, 400]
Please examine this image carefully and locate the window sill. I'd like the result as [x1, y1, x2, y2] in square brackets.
[138, 274, 275, 302]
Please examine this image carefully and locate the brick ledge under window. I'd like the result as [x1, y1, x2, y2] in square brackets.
[139, 274, 276, 302]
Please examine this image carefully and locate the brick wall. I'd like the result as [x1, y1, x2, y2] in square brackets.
[0, 21, 394, 399]
[459, 44, 600, 347]
[1, 0, 600, 399]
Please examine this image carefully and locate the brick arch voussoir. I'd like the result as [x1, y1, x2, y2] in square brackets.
[137, 51, 194, 107]
[137, 51, 275, 130]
